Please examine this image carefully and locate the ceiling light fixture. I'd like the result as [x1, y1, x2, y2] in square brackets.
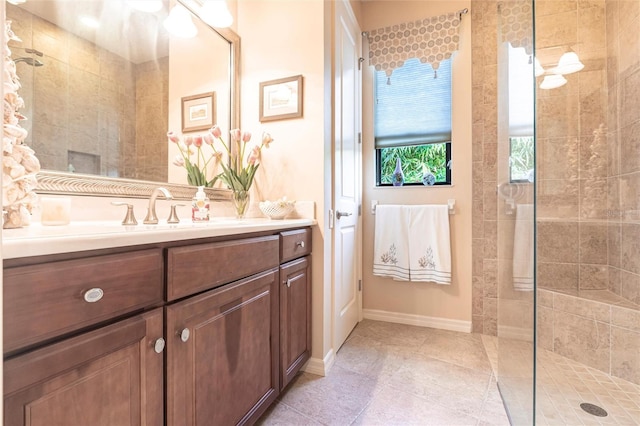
[199, 0, 233, 28]
[554, 51, 584, 75]
[7, 0, 27, 5]
[127, 0, 163, 13]
[540, 74, 567, 90]
[163, 4, 198, 38]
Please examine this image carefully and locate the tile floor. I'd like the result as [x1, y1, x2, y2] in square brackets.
[259, 319, 640, 425]
[258, 320, 510, 425]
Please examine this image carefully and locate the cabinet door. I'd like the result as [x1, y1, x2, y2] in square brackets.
[166, 268, 280, 426]
[4, 308, 164, 426]
[279, 256, 311, 390]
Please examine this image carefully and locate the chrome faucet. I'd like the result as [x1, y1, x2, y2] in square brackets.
[144, 187, 173, 224]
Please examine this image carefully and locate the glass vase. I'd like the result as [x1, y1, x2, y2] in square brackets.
[231, 190, 250, 218]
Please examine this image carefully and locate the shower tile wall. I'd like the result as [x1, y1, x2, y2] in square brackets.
[535, 0, 640, 386]
[133, 58, 169, 182]
[472, 1, 499, 336]
[6, 3, 168, 181]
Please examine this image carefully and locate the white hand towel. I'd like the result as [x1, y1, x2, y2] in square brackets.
[373, 205, 410, 281]
[407, 205, 451, 284]
[512, 204, 534, 291]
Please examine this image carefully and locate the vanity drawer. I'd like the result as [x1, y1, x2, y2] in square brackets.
[280, 228, 312, 263]
[3, 249, 164, 355]
[167, 235, 280, 301]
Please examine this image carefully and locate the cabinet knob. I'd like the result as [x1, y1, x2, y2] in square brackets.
[154, 338, 166, 353]
[296, 241, 305, 248]
[83, 288, 104, 303]
[179, 328, 190, 342]
[286, 279, 292, 288]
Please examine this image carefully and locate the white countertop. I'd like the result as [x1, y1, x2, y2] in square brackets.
[2, 218, 316, 259]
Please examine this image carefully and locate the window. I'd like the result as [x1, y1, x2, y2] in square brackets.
[509, 136, 534, 182]
[375, 58, 452, 186]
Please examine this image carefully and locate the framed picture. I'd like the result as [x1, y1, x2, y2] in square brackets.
[259, 75, 303, 122]
[181, 92, 216, 133]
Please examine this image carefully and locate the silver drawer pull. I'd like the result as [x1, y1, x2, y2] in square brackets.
[179, 328, 190, 342]
[83, 288, 104, 303]
[296, 241, 305, 248]
[154, 338, 166, 354]
[286, 279, 292, 288]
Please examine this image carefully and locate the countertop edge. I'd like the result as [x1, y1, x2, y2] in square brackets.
[2, 219, 317, 260]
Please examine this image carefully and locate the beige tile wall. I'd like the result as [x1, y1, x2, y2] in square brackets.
[472, 1, 499, 335]
[533, 0, 640, 386]
[607, 0, 640, 307]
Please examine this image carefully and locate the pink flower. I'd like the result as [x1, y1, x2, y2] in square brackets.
[193, 136, 203, 148]
[247, 145, 261, 165]
[230, 129, 241, 141]
[210, 125, 222, 138]
[172, 156, 185, 167]
[261, 132, 273, 148]
[185, 136, 194, 146]
[242, 131, 252, 143]
[203, 133, 214, 145]
[167, 131, 180, 144]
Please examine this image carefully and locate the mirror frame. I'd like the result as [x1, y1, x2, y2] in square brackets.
[33, 1, 241, 201]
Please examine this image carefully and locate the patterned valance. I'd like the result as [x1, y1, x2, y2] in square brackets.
[499, 1, 533, 55]
[367, 12, 462, 77]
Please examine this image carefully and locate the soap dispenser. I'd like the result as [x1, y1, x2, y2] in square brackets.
[192, 186, 210, 221]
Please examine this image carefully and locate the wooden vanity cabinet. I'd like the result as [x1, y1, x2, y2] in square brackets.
[4, 227, 312, 426]
[4, 308, 164, 426]
[279, 228, 312, 390]
[166, 268, 280, 426]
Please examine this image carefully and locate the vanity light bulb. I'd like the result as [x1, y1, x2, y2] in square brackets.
[554, 51, 584, 75]
[7, 0, 26, 4]
[163, 5, 198, 38]
[128, 0, 163, 13]
[540, 74, 567, 90]
[200, 0, 234, 28]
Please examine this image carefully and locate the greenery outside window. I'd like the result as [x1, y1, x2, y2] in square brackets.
[509, 136, 534, 182]
[374, 58, 453, 186]
[377, 143, 451, 185]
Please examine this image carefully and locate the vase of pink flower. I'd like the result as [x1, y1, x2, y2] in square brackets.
[168, 126, 274, 218]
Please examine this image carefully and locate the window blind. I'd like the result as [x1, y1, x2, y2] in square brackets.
[374, 58, 452, 149]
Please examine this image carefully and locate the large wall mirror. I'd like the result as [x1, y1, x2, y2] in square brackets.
[6, 0, 239, 200]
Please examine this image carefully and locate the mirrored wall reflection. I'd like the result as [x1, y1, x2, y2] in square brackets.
[6, 0, 232, 184]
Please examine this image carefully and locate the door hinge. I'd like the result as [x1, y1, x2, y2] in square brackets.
[358, 204, 362, 216]
[329, 209, 334, 229]
[358, 132, 362, 144]
[358, 279, 362, 291]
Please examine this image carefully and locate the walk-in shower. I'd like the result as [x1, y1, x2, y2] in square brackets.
[477, 0, 640, 424]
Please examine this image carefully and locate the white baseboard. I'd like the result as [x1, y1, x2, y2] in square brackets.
[363, 308, 472, 333]
[303, 348, 336, 377]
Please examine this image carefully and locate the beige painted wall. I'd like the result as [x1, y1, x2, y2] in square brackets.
[361, 1, 473, 325]
[236, 0, 331, 363]
[167, 2, 233, 191]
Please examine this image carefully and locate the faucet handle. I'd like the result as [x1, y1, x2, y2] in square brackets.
[168, 204, 186, 224]
[111, 202, 138, 226]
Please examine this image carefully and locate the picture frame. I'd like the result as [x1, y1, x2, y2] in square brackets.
[181, 92, 216, 133]
[259, 75, 303, 122]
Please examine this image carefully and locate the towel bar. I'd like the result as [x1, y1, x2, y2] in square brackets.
[370, 199, 456, 215]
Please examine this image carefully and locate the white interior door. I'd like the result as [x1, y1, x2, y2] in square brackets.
[333, 0, 361, 352]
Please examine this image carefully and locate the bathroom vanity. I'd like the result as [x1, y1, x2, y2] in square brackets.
[2, 219, 313, 425]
